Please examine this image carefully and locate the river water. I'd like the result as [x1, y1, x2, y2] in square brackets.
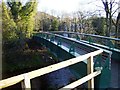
[43, 67, 76, 89]
[31, 67, 76, 90]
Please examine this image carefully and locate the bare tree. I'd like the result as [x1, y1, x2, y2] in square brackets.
[75, 11, 96, 34]
[77, 11, 86, 33]
[60, 12, 71, 31]
[101, 0, 120, 37]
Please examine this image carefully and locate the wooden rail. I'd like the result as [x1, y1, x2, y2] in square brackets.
[59, 70, 101, 90]
[0, 49, 103, 90]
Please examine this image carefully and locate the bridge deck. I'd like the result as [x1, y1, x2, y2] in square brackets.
[50, 39, 88, 63]
[50, 39, 88, 55]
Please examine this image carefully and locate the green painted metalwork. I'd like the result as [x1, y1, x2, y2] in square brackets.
[50, 35, 55, 42]
[52, 31, 120, 50]
[103, 58, 110, 70]
[94, 54, 102, 68]
[38, 33, 42, 38]
[75, 34, 80, 41]
[57, 38, 62, 46]
[43, 34, 45, 38]
[44, 34, 46, 39]
[107, 40, 115, 49]
[94, 54, 111, 88]
[51, 31, 120, 62]
[87, 36, 93, 44]
[43, 34, 46, 38]
[69, 42, 75, 54]
[45, 34, 49, 39]
[95, 58, 111, 88]
[33, 32, 112, 88]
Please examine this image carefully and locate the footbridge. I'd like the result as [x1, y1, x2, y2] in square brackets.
[0, 31, 120, 89]
[33, 31, 120, 88]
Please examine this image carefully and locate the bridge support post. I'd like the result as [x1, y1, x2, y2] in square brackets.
[21, 74, 31, 90]
[87, 56, 94, 89]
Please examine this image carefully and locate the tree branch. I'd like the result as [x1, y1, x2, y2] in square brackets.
[112, 7, 120, 16]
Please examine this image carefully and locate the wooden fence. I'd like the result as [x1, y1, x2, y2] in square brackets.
[0, 49, 103, 90]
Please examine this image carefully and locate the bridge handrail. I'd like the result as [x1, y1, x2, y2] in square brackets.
[36, 32, 111, 53]
[0, 49, 103, 89]
[50, 31, 120, 41]
[50, 31, 120, 51]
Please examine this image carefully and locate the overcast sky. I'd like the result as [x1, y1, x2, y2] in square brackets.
[4, 0, 120, 17]
[37, 0, 120, 17]
[37, 0, 103, 16]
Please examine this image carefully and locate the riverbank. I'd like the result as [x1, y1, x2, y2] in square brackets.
[2, 39, 58, 77]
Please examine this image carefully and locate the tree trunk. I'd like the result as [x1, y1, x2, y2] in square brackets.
[116, 13, 120, 38]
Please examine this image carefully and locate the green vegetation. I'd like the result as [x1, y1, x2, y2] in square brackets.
[2, 0, 120, 78]
[2, 0, 58, 77]
[50, 18, 59, 31]
[2, 0, 37, 50]
[2, 39, 58, 78]
[92, 17, 106, 35]
[34, 12, 59, 31]
[3, 47, 58, 73]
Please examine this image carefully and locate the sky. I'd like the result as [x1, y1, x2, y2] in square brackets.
[36, 0, 120, 17]
[3, 0, 120, 17]
[37, 0, 104, 16]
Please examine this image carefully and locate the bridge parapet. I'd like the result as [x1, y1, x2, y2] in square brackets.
[50, 31, 120, 61]
[51, 31, 120, 50]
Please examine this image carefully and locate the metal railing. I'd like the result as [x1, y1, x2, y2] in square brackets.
[51, 31, 120, 50]
[0, 49, 103, 90]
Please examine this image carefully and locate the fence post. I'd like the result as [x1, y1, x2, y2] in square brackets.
[21, 74, 31, 90]
[87, 56, 94, 89]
